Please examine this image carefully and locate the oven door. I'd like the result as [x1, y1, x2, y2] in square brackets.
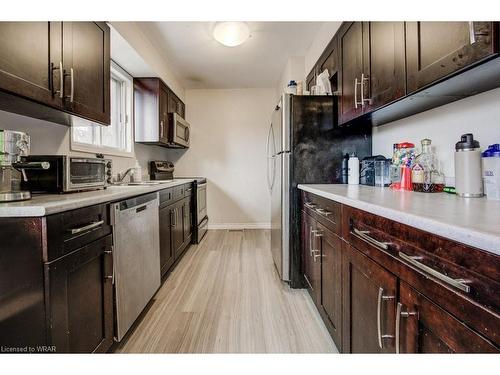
[197, 182, 207, 224]
[66, 158, 107, 191]
[169, 113, 190, 148]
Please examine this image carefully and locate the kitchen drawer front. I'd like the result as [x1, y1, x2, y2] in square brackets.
[173, 183, 189, 201]
[184, 184, 193, 198]
[342, 205, 500, 346]
[159, 187, 174, 207]
[301, 191, 341, 235]
[46, 203, 111, 262]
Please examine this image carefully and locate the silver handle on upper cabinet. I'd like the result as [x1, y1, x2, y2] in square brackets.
[377, 287, 395, 349]
[361, 73, 371, 105]
[395, 302, 418, 354]
[69, 68, 74, 102]
[398, 252, 471, 293]
[354, 77, 359, 109]
[53, 61, 64, 98]
[351, 228, 392, 251]
[69, 220, 104, 235]
[469, 22, 476, 44]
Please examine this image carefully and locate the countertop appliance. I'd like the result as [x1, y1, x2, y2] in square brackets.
[150, 160, 208, 244]
[267, 94, 371, 285]
[168, 113, 190, 148]
[0, 130, 51, 202]
[111, 192, 161, 342]
[21, 155, 112, 193]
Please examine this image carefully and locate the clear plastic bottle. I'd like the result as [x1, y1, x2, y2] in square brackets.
[411, 139, 445, 193]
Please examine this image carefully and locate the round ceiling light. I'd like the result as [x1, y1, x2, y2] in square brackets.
[213, 22, 250, 47]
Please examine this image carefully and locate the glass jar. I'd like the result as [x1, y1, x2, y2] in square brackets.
[411, 139, 445, 193]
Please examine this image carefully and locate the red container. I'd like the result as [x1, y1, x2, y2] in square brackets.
[400, 166, 413, 191]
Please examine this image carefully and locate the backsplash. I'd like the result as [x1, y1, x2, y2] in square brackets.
[372, 87, 500, 182]
[0, 109, 172, 179]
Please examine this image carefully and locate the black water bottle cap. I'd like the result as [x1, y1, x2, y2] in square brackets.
[456, 133, 480, 151]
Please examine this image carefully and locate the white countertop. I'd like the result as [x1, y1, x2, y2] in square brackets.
[0, 179, 194, 217]
[298, 184, 500, 256]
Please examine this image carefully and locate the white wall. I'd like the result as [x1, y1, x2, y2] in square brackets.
[167, 88, 276, 229]
[110, 22, 185, 100]
[304, 22, 342, 78]
[0, 109, 171, 178]
[276, 56, 305, 99]
[372, 87, 500, 181]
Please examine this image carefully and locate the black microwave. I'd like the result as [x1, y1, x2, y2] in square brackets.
[21, 155, 112, 193]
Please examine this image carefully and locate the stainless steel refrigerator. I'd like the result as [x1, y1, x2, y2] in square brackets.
[267, 94, 371, 286]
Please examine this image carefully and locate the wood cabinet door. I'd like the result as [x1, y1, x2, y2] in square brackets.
[172, 200, 185, 260]
[342, 243, 397, 353]
[397, 281, 498, 353]
[406, 22, 498, 93]
[183, 197, 192, 243]
[159, 85, 170, 143]
[159, 205, 174, 276]
[318, 222, 342, 347]
[301, 211, 321, 305]
[62, 22, 110, 125]
[0, 22, 63, 109]
[45, 235, 113, 353]
[339, 22, 365, 124]
[364, 22, 406, 111]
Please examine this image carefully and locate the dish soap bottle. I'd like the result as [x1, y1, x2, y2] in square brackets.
[411, 139, 445, 193]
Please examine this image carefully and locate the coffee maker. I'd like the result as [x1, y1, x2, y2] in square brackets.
[0, 130, 49, 202]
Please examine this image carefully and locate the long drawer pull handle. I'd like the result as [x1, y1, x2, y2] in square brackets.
[395, 302, 418, 354]
[399, 252, 471, 293]
[377, 287, 395, 349]
[351, 228, 392, 250]
[315, 207, 332, 217]
[69, 220, 104, 235]
[305, 202, 316, 209]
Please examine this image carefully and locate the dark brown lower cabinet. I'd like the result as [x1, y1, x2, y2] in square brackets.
[45, 235, 114, 353]
[398, 281, 497, 353]
[318, 222, 342, 347]
[159, 203, 175, 276]
[301, 211, 321, 305]
[342, 242, 397, 353]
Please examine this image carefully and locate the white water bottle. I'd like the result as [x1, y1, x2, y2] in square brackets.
[348, 153, 360, 185]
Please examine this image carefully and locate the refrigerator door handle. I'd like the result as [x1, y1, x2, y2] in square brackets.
[266, 123, 277, 192]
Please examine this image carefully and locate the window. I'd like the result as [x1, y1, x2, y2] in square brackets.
[71, 61, 133, 157]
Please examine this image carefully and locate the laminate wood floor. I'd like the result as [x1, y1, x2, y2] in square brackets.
[115, 229, 337, 353]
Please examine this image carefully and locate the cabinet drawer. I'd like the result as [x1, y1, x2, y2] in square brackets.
[342, 205, 500, 346]
[46, 203, 111, 262]
[184, 184, 193, 197]
[173, 184, 187, 201]
[159, 187, 173, 207]
[301, 191, 341, 235]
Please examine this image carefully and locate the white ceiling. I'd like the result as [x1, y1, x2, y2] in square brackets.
[135, 22, 324, 89]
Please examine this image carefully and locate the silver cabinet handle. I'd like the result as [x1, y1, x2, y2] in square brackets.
[315, 207, 331, 217]
[69, 220, 104, 235]
[305, 202, 316, 209]
[70, 68, 74, 102]
[160, 120, 164, 139]
[351, 228, 392, 251]
[313, 249, 321, 262]
[361, 73, 371, 105]
[469, 22, 476, 44]
[52, 61, 64, 98]
[377, 287, 395, 349]
[310, 227, 318, 256]
[399, 252, 471, 293]
[354, 77, 359, 109]
[395, 302, 418, 354]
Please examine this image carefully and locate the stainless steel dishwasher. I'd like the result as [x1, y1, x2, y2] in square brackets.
[111, 192, 161, 341]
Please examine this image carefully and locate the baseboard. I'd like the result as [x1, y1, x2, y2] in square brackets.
[207, 222, 271, 230]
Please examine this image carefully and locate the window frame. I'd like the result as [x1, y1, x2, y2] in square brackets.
[70, 61, 134, 158]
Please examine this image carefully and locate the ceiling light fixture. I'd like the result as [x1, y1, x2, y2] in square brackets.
[213, 22, 250, 47]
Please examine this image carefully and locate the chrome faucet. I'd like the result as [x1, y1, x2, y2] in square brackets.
[117, 168, 135, 183]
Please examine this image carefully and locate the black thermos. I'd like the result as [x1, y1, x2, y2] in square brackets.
[341, 153, 349, 184]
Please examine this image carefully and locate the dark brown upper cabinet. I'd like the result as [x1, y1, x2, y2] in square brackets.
[62, 22, 110, 125]
[134, 77, 186, 147]
[0, 22, 110, 126]
[363, 22, 406, 112]
[339, 22, 406, 125]
[406, 22, 498, 93]
[339, 22, 365, 124]
[306, 68, 317, 91]
[0, 22, 62, 109]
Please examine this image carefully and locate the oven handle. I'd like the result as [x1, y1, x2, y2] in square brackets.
[197, 182, 207, 187]
[71, 158, 106, 164]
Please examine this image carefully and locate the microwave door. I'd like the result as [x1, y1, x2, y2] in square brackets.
[171, 114, 190, 148]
